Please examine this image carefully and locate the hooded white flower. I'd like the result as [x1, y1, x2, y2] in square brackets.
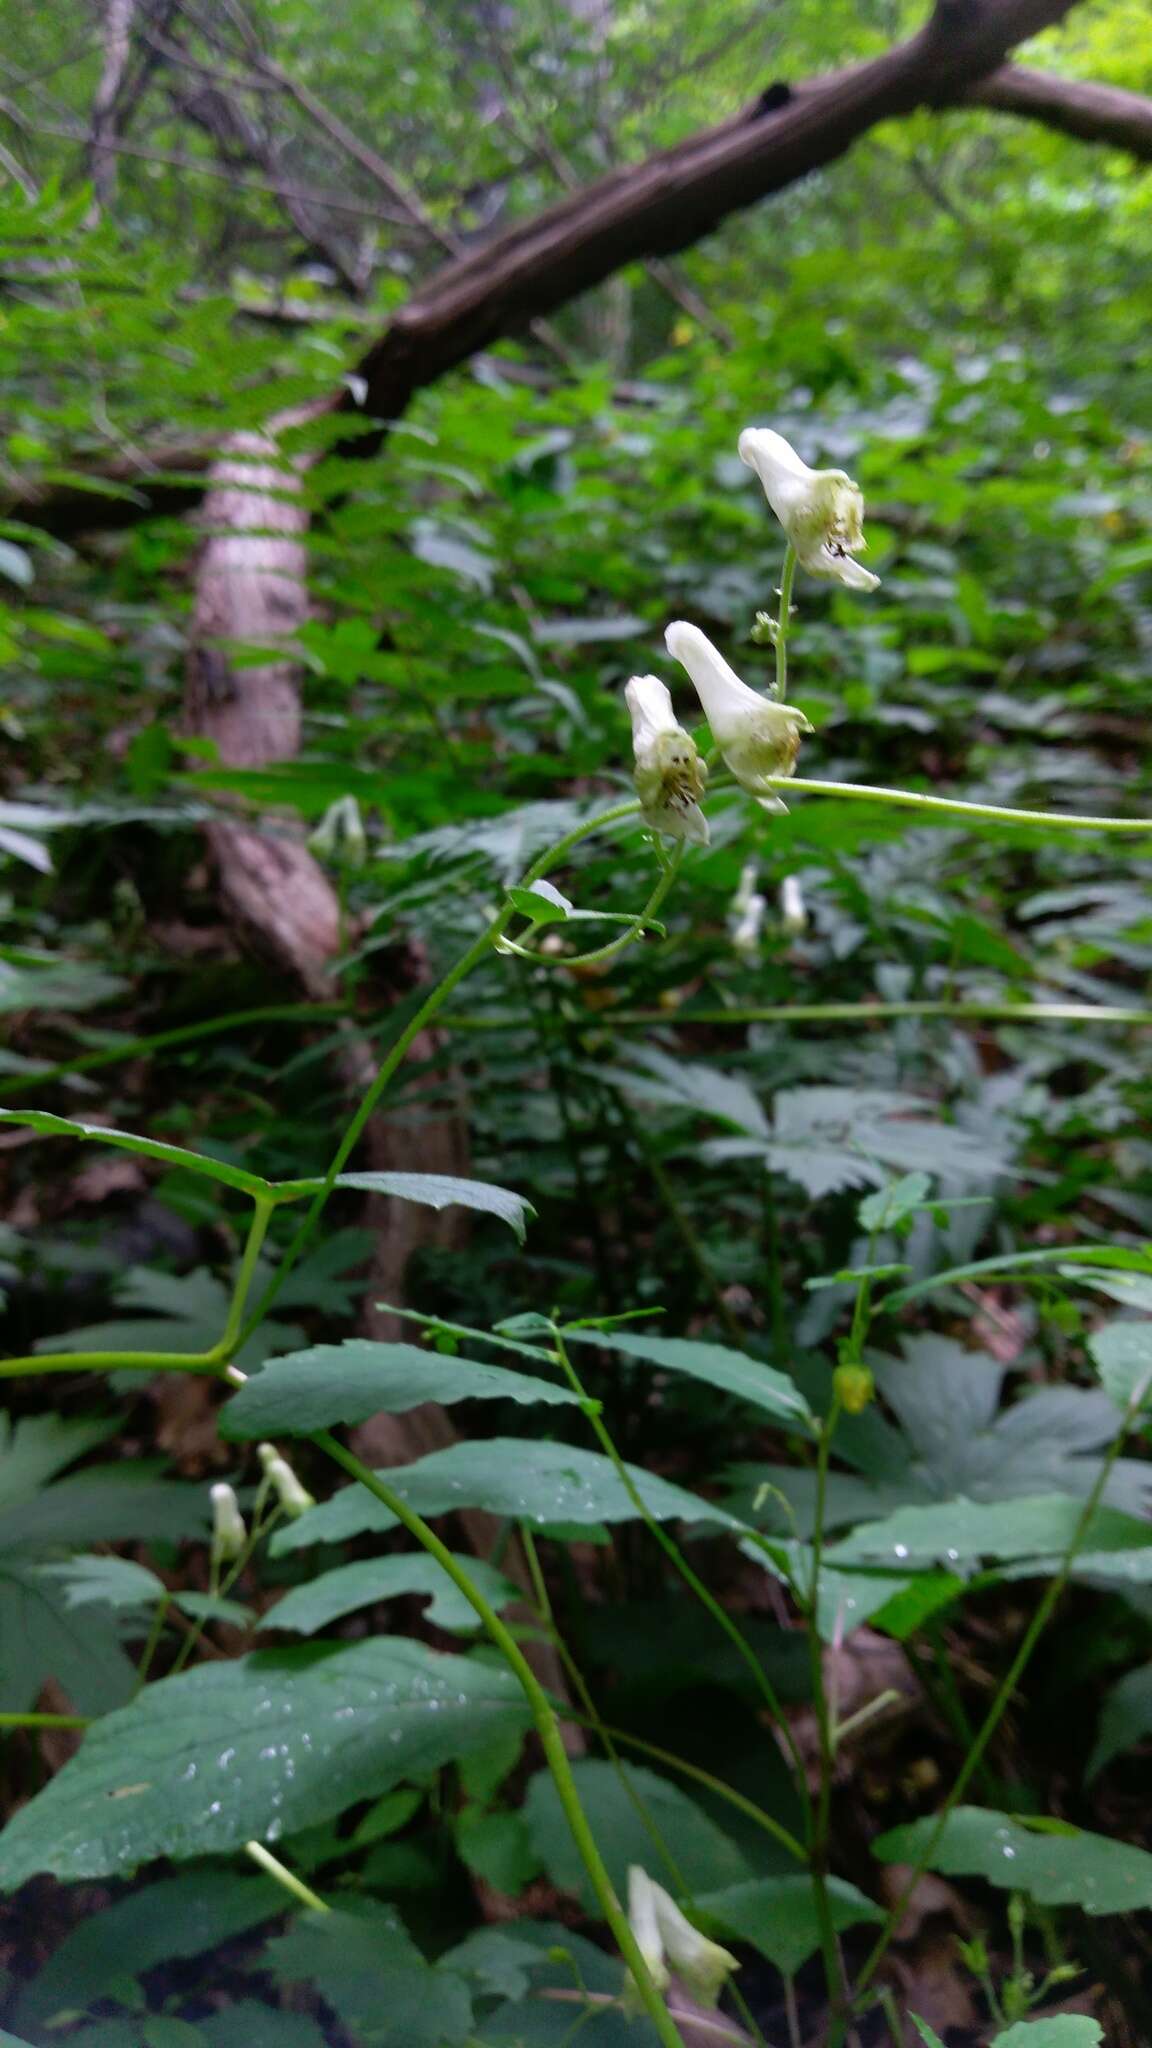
[308, 794, 367, 867]
[626, 1868, 739, 2010]
[625, 673, 709, 845]
[210, 1481, 246, 1565]
[738, 427, 880, 592]
[664, 621, 812, 806]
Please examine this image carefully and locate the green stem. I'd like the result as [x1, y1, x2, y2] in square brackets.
[503, 845, 681, 969]
[775, 544, 797, 700]
[847, 1384, 1149, 2023]
[133, 1592, 171, 1694]
[244, 1838, 330, 1912]
[548, 1328, 813, 1804]
[804, 1391, 847, 2016]
[771, 774, 1152, 835]
[444, 998, 1152, 1035]
[617, 1098, 746, 1347]
[0, 1712, 89, 1729]
[310, 1430, 685, 2048]
[566, 1711, 806, 1863]
[0, 1004, 340, 1102]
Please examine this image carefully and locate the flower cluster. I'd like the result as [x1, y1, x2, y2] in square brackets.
[625, 426, 877, 842]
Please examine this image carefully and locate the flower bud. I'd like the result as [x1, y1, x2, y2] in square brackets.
[210, 1481, 247, 1564]
[738, 427, 880, 592]
[833, 1362, 875, 1415]
[308, 794, 367, 867]
[625, 674, 709, 845]
[626, 1868, 739, 2010]
[779, 874, 807, 936]
[258, 1442, 316, 1518]
[665, 622, 811, 807]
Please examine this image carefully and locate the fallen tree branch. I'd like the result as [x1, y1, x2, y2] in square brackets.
[968, 61, 1152, 156]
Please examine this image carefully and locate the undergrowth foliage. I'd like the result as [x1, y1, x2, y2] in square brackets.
[4, 305, 1152, 2044]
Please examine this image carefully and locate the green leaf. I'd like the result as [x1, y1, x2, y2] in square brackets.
[455, 1805, 539, 1893]
[197, 2007, 328, 2048]
[1087, 1663, 1152, 1780]
[265, 1552, 520, 1636]
[524, 1761, 748, 1912]
[270, 1441, 746, 1555]
[1087, 1319, 1152, 1413]
[910, 2023, 947, 2048]
[0, 1564, 138, 1715]
[991, 2023, 1102, 2048]
[0, 1109, 272, 1196]
[38, 1554, 163, 1610]
[264, 1902, 472, 2048]
[13, 1875, 282, 2035]
[0, 1640, 530, 1887]
[275, 1172, 536, 1241]
[828, 1494, 1152, 1571]
[507, 879, 572, 925]
[873, 1806, 1152, 1913]
[858, 1172, 932, 1233]
[696, 1875, 883, 1978]
[220, 1340, 581, 1437]
[564, 1329, 813, 1432]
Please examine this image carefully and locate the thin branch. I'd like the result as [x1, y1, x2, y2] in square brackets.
[968, 61, 1152, 157]
[88, 0, 139, 213]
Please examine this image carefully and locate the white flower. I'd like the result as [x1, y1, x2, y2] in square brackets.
[738, 427, 880, 592]
[258, 1442, 316, 1519]
[625, 673, 709, 845]
[780, 873, 807, 935]
[626, 1868, 739, 2010]
[730, 860, 766, 958]
[210, 1481, 246, 1564]
[664, 621, 812, 807]
[308, 794, 367, 867]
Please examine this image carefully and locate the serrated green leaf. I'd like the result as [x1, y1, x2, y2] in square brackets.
[220, 1340, 580, 1437]
[274, 1172, 535, 1241]
[1087, 1318, 1152, 1413]
[0, 1640, 529, 1887]
[874, 1806, 1152, 1913]
[857, 1172, 932, 1232]
[991, 2021, 1102, 2047]
[1087, 1663, 1152, 1780]
[270, 1440, 746, 1555]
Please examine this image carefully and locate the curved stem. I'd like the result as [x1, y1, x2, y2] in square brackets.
[772, 774, 1152, 835]
[804, 1392, 846, 2013]
[310, 1430, 685, 2048]
[506, 845, 683, 969]
[775, 544, 797, 700]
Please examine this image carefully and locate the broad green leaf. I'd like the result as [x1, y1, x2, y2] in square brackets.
[455, 1806, 539, 1893]
[564, 1328, 813, 1432]
[0, 1564, 139, 1716]
[1087, 1319, 1152, 1413]
[828, 1495, 1152, 1571]
[911, 2023, 946, 2048]
[524, 1761, 749, 1911]
[874, 1806, 1152, 1913]
[265, 1552, 520, 1636]
[0, 1640, 529, 1887]
[270, 1441, 746, 1555]
[0, 1411, 117, 1510]
[1087, 1663, 1152, 1780]
[221, 1340, 581, 1437]
[696, 1875, 883, 1977]
[14, 1874, 282, 2034]
[0, 1109, 271, 1196]
[991, 2023, 1102, 2048]
[274, 1171, 536, 1241]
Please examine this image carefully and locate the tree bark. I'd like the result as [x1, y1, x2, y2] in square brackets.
[968, 62, 1152, 156]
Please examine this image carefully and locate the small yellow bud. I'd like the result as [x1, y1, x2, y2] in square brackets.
[833, 1363, 874, 1415]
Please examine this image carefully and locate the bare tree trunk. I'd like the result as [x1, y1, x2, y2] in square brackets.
[88, 0, 139, 214]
